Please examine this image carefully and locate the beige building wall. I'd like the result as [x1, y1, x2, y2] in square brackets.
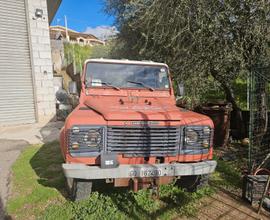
[27, 0, 56, 122]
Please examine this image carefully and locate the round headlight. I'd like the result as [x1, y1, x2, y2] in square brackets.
[85, 130, 102, 147]
[185, 129, 199, 144]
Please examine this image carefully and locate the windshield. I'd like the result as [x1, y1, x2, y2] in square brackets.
[85, 62, 170, 90]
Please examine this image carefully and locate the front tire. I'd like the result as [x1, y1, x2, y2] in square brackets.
[176, 174, 209, 192]
[67, 178, 93, 201]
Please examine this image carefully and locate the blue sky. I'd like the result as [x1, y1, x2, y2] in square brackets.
[51, 0, 115, 33]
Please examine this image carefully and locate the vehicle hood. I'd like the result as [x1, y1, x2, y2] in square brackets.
[84, 96, 198, 122]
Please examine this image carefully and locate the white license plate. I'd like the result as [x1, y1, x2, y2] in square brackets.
[129, 168, 162, 177]
[141, 169, 162, 177]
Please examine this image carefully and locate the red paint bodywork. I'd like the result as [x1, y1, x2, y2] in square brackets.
[60, 60, 214, 165]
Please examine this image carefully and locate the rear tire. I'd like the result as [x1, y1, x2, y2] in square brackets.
[176, 174, 209, 192]
[67, 178, 93, 201]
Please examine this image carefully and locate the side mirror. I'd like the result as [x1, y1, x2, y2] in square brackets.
[177, 83, 185, 97]
[68, 81, 78, 95]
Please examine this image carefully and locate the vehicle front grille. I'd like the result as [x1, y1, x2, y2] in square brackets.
[107, 126, 180, 157]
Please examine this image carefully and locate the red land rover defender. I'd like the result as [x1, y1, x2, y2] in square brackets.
[60, 59, 217, 201]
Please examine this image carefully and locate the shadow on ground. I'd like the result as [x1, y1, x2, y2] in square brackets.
[38, 121, 64, 143]
[30, 141, 67, 198]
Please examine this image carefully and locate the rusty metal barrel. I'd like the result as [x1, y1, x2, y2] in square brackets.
[196, 102, 233, 148]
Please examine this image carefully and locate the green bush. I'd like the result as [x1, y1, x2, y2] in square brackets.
[64, 41, 115, 73]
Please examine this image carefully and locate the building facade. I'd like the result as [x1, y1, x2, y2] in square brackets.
[0, 0, 61, 125]
[50, 26, 105, 46]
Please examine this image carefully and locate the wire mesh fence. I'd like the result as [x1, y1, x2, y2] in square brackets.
[248, 67, 270, 174]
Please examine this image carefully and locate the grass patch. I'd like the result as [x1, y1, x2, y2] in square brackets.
[211, 159, 242, 188]
[210, 144, 247, 191]
[43, 184, 214, 220]
[8, 141, 243, 219]
[7, 141, 66, 219]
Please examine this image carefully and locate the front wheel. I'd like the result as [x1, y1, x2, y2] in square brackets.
[66, 178, 93, 201]
[175, 174, 209, 192]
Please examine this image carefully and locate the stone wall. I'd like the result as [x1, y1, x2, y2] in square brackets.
[27, 0, 56, 122]
[51, 39, 64, 74]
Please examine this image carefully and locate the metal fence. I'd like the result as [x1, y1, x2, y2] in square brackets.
[248, 67, 270, 174]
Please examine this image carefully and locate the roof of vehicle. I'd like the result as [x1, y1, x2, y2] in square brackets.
[85, 58, 169, 67]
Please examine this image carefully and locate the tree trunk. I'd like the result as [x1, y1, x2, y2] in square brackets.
[221, 81, 246, 139]
[211, 69, 246, 139]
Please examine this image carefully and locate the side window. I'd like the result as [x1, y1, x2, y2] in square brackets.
[158, 68, 169, 88]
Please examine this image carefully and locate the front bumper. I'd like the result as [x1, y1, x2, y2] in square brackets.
[62, 160, 217, 180]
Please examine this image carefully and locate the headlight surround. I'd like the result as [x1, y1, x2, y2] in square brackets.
[69, 126, 104, 156]
[184, 126, 212, 149]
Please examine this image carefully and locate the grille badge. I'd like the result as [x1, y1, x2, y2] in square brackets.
[124, 121, 160, 126]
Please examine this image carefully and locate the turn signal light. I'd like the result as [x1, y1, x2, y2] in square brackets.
[72, 142, 79, 150]
[202, 140, 209, 148]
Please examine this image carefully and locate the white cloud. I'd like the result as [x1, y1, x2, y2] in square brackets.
[84, 26, 119, 41]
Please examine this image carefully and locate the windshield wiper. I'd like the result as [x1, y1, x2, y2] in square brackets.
[101, 82, 121, 90]
[126, 80, 155, 91]
[86, 81, 120, 91]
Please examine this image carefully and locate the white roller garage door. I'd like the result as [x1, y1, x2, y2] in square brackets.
[0, 0, 36, 124]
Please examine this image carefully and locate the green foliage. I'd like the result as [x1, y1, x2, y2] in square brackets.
[185, 75, 226, 108]
[90, 41, 116, 59]
[64, 41, 115, 73]
[233, 76, 248, 110]
[43, 184, 214, 220]
[69, 193, 126, 220]
[105, 0, 270, 107]
[64, 43, 92, 73]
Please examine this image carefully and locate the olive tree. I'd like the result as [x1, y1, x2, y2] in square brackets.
[106, 0, 270, 137]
